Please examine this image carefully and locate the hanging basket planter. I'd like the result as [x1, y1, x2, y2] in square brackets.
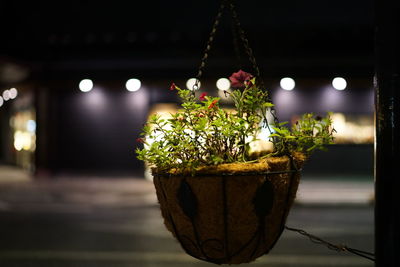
[152, 153, 305, 264]
[135, 0, 375, 264]
[136, 0, 335, 264]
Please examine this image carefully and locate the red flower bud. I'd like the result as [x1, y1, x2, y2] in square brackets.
[136, 138, 144, 143]
[208, 99, 219, 109]
[199, 92, 207, 101]
[169, 82, 176, 91]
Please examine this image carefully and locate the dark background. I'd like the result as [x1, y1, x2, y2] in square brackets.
[1, 0, 374, 78]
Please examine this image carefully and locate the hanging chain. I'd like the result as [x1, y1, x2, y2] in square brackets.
[194, 1, 226, 91]
[285, 226, 375, 262]
[195, 0, 280, 127]
[227, 0, 280, 127]
[226, 1, 261, 83]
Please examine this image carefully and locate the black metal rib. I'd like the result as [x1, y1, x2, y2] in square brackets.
[221, 175, 230, 261]
[262, 157, 300, 255]
[156, 176, 201, 257]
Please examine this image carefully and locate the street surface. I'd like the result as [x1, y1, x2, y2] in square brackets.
[0, 166, 374, 267]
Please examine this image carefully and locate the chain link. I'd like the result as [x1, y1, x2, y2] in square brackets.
[285, 225, 375, 262]
[227, 1, 261, 82]
[194, 1, 226, 92]
[195, 0, 280, 127]
[227, 0, 280, 127]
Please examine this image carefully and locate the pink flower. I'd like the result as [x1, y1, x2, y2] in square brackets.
[229, 70, 253, 88]
[199, 92, 207, 101]
[169, 82, 176, 91]
[208, 99, 219, 109]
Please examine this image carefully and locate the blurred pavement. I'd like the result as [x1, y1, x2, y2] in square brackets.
[0, 165, 374, 267]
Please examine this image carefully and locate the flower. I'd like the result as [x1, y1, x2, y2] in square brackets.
[229, 70, 253, 88]
[199, 92, 207, 101]
[136, 138, 144, 143]
[169, 82, 176, 91]
[208, 99, 219, 109]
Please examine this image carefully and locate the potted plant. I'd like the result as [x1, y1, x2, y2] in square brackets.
[136, 70, 334, 264]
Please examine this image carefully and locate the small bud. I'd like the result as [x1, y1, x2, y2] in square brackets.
[208, 99, 219, 109]
[199, 92, 207, 101]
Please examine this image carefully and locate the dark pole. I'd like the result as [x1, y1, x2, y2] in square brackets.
[375, 1, 400, 266]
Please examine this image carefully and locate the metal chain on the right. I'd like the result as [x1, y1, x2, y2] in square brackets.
[285, 226, 375, 262]
[227, 1, 261, 81]
[227, 0, 280, 127]
[194, 1, 226, 92]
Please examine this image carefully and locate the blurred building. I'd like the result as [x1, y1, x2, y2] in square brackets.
[0, 0, 374, 177]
